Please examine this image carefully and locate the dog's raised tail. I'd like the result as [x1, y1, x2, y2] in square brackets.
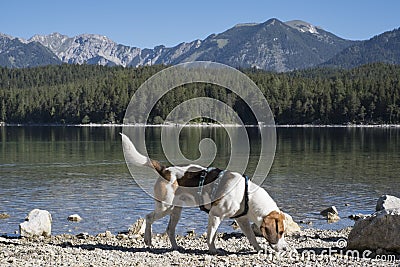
[120, 133, 165, 173]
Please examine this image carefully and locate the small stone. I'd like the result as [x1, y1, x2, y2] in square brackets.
[68, 214, 82, 222]
[186, 230, 195, 237]
[0, 213, 10, 219]
[320, 206, 338, 217]
[130, 234, 141, 239]
[204, 255, 212, 262]
[231, 221, 240, 230]
[128, 218, 146, 235]
[105, 230, 113, 238]
[76, 232, 89, 239]
[116, 233, 128, 240]
[348, 214, 367, 221]
[327, 212, 340, 223]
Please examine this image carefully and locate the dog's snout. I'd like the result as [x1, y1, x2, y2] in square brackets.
[270, 238, 288, 252]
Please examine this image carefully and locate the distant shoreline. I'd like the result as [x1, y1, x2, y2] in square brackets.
[1, 122, 400, 128]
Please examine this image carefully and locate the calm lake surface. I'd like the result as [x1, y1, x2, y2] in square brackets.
[1, 126, 399, 236]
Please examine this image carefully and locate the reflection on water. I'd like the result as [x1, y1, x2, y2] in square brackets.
[0, 126, 399, 235]
[266, 127, 400, 230]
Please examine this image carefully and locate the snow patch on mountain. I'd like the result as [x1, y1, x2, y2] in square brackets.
[285, 20, 320, 34]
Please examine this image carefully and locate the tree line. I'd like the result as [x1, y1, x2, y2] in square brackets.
[0, 62, 399, 125]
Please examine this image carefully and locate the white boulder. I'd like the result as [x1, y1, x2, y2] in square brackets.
[19, 209, 52, 237]
[376, 194, 400, 211]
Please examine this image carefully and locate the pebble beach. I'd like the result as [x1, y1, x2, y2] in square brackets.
[1, 227, 399, 267]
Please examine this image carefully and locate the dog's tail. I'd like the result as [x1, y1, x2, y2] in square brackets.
[120, 133, 165, 173]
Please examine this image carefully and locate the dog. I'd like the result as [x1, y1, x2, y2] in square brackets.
[121, 133, 287, 254]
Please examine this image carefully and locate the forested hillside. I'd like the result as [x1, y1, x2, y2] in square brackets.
[0, 63, 399, 124]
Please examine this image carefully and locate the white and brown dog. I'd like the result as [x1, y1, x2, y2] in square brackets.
[121, 133, 287, 254]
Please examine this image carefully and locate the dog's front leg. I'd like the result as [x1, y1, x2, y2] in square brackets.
[235, 217, 262, 252]
[207, 214, 222, 254]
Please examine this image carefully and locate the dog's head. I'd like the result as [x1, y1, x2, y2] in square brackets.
[260, 210, 288, 251]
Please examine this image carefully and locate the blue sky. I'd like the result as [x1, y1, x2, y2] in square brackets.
[2, 0, 399, 48]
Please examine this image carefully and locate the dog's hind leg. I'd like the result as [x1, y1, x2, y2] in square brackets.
[145, 202, 173, 247]
[166, 206, 182, 250]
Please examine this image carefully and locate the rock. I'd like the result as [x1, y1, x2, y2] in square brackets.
[376, 194, 400, 211]
[116, 233, 128, 240]
[67, 214, 82, 222]
[128, 218, 146, 235]
[96, 231, 113, 238]
[251, 212, 300, 237]
[105, 230, 113, 238]
[19, 209, 52, 237]
[347, 209, 400, 254]
[327, 212, 340, 223]
[348, 213, 368, 221]
[282, 212, 301, 235]
[76, 232, 89, 239]
[186, 230, 195, 237]
[231, 221, 239, 230]
[320, 206, 338, 217]
[0, 213, 10, 219]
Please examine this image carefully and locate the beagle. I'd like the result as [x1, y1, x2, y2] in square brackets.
[121, 133, 287, 254]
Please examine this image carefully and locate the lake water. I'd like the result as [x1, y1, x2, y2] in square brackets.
[1, 126, 399, 236]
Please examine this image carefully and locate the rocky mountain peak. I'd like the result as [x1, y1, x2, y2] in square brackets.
[285, 20, 320, 34]
[0, 18, 372, 71]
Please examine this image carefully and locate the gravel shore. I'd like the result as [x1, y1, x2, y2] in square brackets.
[1, 228, 399, 267]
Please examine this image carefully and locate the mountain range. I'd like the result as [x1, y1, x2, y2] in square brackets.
[0, 18, 399, 71]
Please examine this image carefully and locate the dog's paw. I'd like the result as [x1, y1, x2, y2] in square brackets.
[171, 245, 184, 251]
[144, 237, 152, 247]
[257, 248, 267, 255]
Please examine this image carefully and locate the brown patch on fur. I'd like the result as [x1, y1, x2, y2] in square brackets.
[260, 211, 285, 244]
[211, 197, 222, 207]
[176, 168, 224, 187]
[147, 159, 172, 182]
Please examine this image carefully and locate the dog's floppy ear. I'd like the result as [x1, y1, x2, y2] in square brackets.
[260, 211, 285, 244]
